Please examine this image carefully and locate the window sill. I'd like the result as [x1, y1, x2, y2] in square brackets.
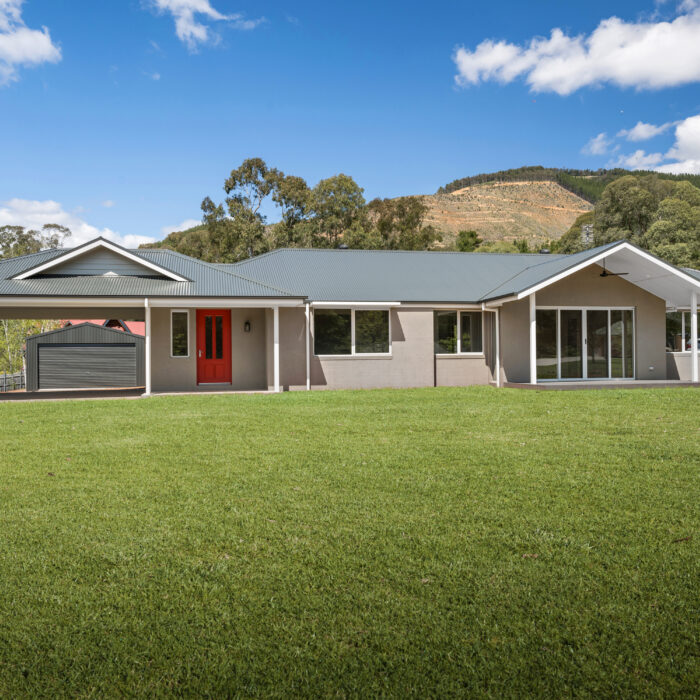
[435, 353, 485, 359]
[315, 354, 393, 360]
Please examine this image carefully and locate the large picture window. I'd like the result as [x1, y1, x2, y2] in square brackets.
[314, 309, 391, 356]
[171, 310, 189, 357]
[434, 311, 483, 354]
[355, 310, 390, 354]
[666, 311, 699, 352]
[314, 309, 351, 355]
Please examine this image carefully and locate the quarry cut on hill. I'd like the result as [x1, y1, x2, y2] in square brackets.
[421, 180, 593, 245]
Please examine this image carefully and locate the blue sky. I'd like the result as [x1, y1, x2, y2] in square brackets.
[1, 0, 699, 246]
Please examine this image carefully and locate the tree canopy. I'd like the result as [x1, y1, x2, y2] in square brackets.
[0, 224, 71, 373]
[146, 158, 443, 262]
[556, 175, 700, 268]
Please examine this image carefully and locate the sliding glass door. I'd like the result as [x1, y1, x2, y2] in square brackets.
[536, 308, 634, 380]
[560, 310, 583, 379]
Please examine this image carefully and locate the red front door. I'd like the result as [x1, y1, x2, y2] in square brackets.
[196, 309, 232, 384]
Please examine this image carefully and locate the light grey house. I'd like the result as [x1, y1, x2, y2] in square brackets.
[0, 237, 698, 393]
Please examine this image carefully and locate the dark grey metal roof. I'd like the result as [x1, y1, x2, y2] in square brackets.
[682, 267, 700, 282]
[0, 244, 297, 298]
[222, 242, 624, 303]
[1, 238, 692, 304]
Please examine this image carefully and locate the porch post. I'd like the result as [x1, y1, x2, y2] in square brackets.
[273, 305, 280, 393]
[692, 291, 698, 383]
[144, 298, 152, 396]
[529, 293, 537, 385]
[495, 307, 501, 388]
[305, 303, 311, 391]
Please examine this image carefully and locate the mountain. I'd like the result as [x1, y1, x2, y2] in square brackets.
[144, 166, 700, 253]
[438, 166, 700, 203]
[421, 180, 593, 246]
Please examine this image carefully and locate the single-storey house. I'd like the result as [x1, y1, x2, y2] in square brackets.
[0, 237, 698, 394]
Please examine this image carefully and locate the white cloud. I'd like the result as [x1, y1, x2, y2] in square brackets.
[160, 218, 200, 235]
[454, 4, 700, 95]
[144, 71, 161, 80]
[656, 113, 700, 173]
[617, 120, 675, 141]
[149, 0, 264, 50]
[0, 0, 61, 86]
[614, 149, 665, 169]
[101, 200, 115, 208]
[609, 113, 700, 173]
[0, 198, 156, 248]
[582, 132, 611, 155]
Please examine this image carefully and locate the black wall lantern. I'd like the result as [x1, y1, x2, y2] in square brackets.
[244, 321, 251, 333]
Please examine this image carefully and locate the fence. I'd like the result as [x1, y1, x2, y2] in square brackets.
[1, 371, 26, 392]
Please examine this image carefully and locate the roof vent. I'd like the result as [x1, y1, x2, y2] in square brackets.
[337, 243, 349, 250]
[539, 248, 551, 254]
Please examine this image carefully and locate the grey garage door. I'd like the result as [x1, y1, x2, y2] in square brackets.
[38, 344, 138, 390]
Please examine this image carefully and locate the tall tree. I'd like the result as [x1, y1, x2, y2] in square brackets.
[0, 225, 70, 374]
[309, 174, 367, 248]
[201, 158, 282, 262]
[367, 197, 442, 250]
[0, 223, 71, 258]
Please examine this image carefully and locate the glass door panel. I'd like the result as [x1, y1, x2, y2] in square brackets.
[560, 310, 583, 378]
[610, 310, 624, 378]
[536, 310, 558, 380]
[623, 310, 634, 378]
[587, 310, 609, 378]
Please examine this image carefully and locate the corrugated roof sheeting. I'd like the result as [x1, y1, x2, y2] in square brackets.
[0, 247, 297, 298]
[2, 239, 691, 303]
[222, 247, 627, 302]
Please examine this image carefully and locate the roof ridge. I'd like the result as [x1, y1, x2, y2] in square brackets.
[228, 247, 565, 263]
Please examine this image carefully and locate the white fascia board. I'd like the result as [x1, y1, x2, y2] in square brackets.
[400, 302, 482, 309]
[12, 239, 188, 282]
[0, 297, 148, 307]
[514, 242, 700, 300]
[311, 301, 401, 308]
[148, 298, 305, 308]
[481, 296, 518, 308]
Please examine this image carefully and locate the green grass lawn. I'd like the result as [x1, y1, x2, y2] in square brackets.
[0, 387, 698, 698]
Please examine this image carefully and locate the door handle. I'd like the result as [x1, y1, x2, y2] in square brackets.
[198, 349, 202, 358]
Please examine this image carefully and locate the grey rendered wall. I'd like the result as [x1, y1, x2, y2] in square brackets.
[26, 323, 144, 391]
[666, 353, 699, 380]
[499, 263, 668, 383]
[150, 307, 267, 392]
[269, 306, 491, 391]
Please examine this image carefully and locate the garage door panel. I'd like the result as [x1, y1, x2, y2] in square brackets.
[39, 345, 137, 389]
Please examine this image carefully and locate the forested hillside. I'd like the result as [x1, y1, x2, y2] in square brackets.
[557, 175, 700, 268]
[144, 159, 700, 267]
[438, 166, 700, 203]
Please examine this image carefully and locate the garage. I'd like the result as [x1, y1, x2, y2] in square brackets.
[25, 323, 145, 392]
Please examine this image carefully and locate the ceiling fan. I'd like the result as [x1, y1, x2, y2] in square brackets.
[600, 260, 628, 277]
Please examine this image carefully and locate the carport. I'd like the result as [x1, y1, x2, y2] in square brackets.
[25, 322, 145, 391]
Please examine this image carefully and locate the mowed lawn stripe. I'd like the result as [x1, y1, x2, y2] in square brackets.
[0, 387, 698, 698]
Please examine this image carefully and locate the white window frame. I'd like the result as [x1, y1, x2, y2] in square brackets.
[536, 306, 635, 381]
[170, 309, 190, 359]
[434, 309, 485, 357]
[666, 310, 699, 355]
[313, 308, 392, 358]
